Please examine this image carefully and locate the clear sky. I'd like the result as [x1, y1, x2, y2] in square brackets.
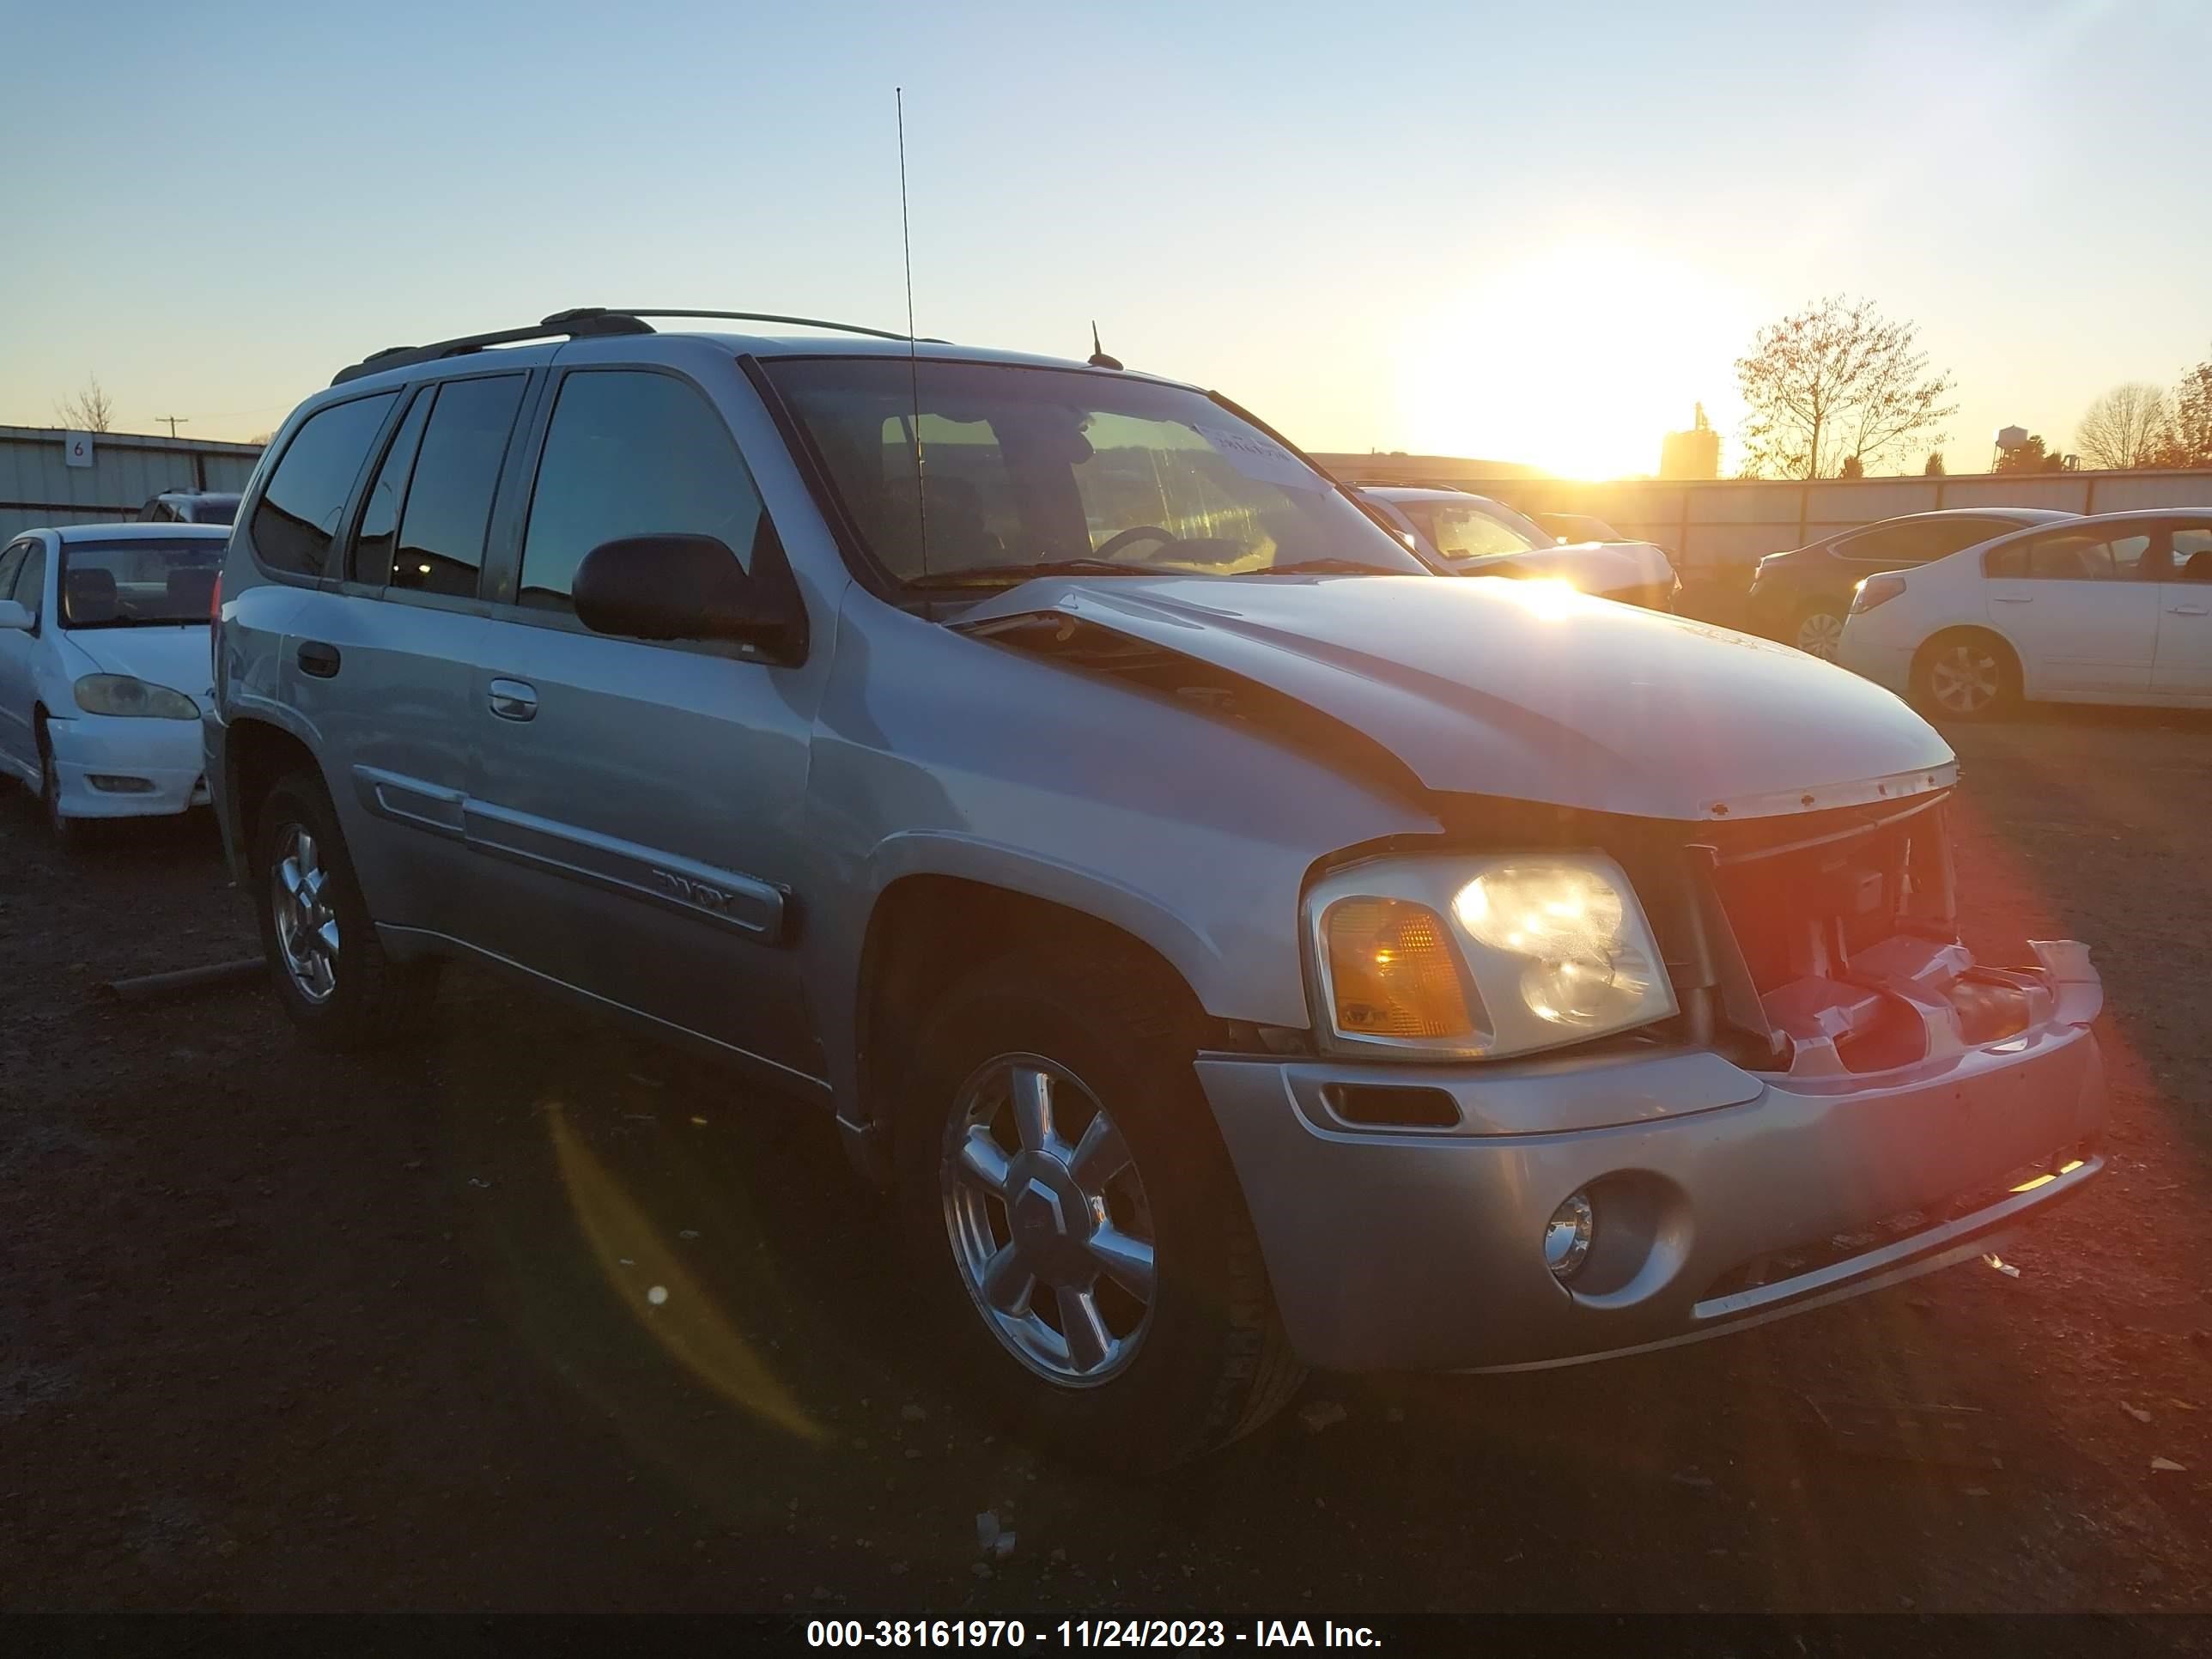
[3, 0, 2206, 476]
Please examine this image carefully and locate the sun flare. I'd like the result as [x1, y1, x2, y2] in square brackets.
[1395, 242, 1754, 478]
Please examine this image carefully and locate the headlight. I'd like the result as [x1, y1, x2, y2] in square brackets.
[73, 674, 199, 720]
[1307, 853, 1675, 1060]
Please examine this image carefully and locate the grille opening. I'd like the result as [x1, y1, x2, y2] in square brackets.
[1324, 1084, 1461, 1130]
[1832, 997, 1928, 1073]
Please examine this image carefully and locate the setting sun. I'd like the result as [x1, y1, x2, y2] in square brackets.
[1395, 242, 1756, 477]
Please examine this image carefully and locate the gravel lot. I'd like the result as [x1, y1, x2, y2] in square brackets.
[3, 707, 2209, 1613]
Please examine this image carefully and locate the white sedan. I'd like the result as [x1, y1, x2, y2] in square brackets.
[0, 523, 227, 846]
[1838, 509, 2212, 718]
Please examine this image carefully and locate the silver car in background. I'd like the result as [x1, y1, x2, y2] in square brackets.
[207, 309, 2106, 1468]
[1360, 485, 1680, 610]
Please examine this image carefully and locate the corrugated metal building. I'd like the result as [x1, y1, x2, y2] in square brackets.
[1, 425, 264, 540]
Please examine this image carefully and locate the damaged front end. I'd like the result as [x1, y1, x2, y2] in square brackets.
[1626, 793, 2103, 1085]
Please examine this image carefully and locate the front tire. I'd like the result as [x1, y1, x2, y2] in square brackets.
[896, 945, 1303, 1469]
[39, 737, 88, 853]
[251, 771, 440, 1048]
[1913, 629, 2020, 720]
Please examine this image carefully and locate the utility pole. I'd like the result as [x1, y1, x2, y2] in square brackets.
[156, 415, 188, 439]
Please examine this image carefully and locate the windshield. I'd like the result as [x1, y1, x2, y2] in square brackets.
[1419, 499, 1545, 560]
[763, 358, 1428, 585]
[57, 538, 222, 629]
[179, 495, 240, 525]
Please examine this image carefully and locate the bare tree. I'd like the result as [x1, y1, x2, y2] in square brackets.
[55, 374, 115, 433]
[2074, 382, 2172, 471]
[1735, 296, 1958, 479]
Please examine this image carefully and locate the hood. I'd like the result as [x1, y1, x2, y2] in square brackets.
[64, 624, 213, 709]
[1451, 539, 1673, 595]
[957, 574, 1954, 823]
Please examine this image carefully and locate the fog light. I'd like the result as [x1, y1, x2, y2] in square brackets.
[1544, 1191, 1595, 1281]
[87, 774, 155, 793]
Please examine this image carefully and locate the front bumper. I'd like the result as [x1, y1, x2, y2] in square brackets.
[45, 713, 210, 819]
[1197, 946, 2105, 1374]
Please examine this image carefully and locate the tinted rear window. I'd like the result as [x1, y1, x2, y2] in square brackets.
[251, 394, 397, 578]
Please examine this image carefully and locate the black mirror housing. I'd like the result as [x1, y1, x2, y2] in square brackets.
[572, 533, 800, 654]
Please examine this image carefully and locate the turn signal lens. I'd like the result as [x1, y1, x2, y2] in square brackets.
[1851, 574, 1907, 614]
[1322, 897, 1476, 1040]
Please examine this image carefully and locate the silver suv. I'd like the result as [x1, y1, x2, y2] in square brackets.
[208, 309, 2106, 1467]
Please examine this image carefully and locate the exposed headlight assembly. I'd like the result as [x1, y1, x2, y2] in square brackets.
[73, 674, 199, 720]
[1307, 853, 1675, 1060]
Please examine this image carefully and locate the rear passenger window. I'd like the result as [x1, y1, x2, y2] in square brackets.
[1989, 530, 2150, 580]
[350, 392, 432, 587]
[389, 375, 526, 599]
[250, 393, 397, 579]
[517, 370, 763, 611]
[0, 541, 28, 601]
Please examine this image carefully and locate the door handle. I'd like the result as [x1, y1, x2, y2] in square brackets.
[1990, 594, 2033, 604]
[2168, 604, 2211, 617]
[296, 640, 341, 678]
[487, 678, 538, 721]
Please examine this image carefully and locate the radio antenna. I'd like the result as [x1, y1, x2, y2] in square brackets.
[896, 87, 928, 577]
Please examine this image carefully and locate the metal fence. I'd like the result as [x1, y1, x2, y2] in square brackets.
[1, 425, 265, 541]
[1316, 455, 2212, 589]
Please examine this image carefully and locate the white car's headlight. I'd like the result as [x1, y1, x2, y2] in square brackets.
[73, 674, 199, 720]
[1306, 853, 1675, 1060]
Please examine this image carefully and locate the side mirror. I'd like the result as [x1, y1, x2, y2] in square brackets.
[0, 600, 32, 632]
[572, 534, 799, 653]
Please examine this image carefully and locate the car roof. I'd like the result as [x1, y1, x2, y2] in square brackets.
[55, 522, 229, 542]
[325, 319, 1197, 399]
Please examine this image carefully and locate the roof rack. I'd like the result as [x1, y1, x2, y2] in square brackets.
[331, 309, 653, 386]
[601, 308, 947, 344]
[331, 307, 943, 386]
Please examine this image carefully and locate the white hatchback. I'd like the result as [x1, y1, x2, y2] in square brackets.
[1838, 509, 2212, 718]
[0, 523, 227, 845]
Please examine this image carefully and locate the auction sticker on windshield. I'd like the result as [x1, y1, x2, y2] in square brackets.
[1192, 424, 1326, 490]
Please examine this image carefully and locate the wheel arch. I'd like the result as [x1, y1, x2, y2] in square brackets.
[1912, 623, 2027, 707]
[848, 870, 1238, 1186]
[223, 714, 329, 866]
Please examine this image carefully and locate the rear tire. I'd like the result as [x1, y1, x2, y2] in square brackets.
[895, 945, 1304, 1470]
[1790, 600, 1849, 661]
[1912, 629, 2020, 721]
[251, 770, 441, 1049]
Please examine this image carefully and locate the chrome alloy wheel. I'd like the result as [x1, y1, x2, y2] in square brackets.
[271, 823, 339, 1004]
[1929, 641, 2002, 715]
[940, 1054, 1157, 1387]
[1796, 611, 1845, 660]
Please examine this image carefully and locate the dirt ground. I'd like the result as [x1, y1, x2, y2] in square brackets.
[3, 707, 2209, 1614]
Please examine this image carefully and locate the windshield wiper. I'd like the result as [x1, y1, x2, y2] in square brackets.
[1244, 558, 1407, 575]
[910, 559, 1149, 588]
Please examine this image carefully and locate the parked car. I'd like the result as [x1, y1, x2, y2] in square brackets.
[137, 490, 243, 526]
[208, 308, 2106, 1467]
[0, 523, 225, 845]
[1746, 508, 2072, 661]
[1359, 486, 1680, 610]
[1839, 509, 2212, 718]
